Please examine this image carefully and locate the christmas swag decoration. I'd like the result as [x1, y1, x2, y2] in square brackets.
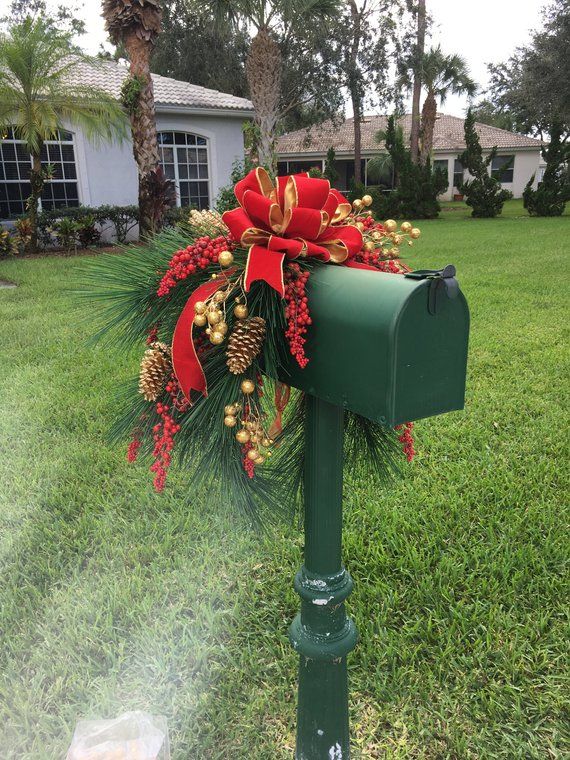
[84, 168, 421, 523]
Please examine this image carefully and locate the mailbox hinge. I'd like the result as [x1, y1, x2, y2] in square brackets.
[405, 264, 459, 315]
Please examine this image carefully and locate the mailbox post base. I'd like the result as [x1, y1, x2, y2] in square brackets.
[289, 396, 358, 759]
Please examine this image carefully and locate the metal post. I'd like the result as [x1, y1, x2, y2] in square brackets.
[289, 395, 358, 759]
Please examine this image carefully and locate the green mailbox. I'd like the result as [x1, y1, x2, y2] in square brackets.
[279, 264, 469, 425]
[278, 263, 469, 760]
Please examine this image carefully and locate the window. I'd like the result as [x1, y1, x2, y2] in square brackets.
[0, 128, 79, 218]
[434, 159, 448, 176]
[158, 131, 210, 209]
[491, 154, 514, 183]
[453, 159, 464, 190]
[277, 160, 323, 175]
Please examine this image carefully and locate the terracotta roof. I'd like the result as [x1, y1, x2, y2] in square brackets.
[278, 113, 541, 155]
[67, 59, 253, 113]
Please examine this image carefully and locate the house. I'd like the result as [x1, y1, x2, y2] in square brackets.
[277, 113, 543, 201]
[0, 60, 253, 220]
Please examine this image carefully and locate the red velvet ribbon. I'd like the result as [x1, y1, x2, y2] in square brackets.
[172, 272, 234, 400]
[222, 168, 363, 297]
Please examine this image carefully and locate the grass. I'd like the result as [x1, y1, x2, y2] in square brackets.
[0, 201, 568, 759]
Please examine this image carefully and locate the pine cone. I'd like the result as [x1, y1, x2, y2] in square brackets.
[139, 341, 171, 401]
[226, 317, 266, 374]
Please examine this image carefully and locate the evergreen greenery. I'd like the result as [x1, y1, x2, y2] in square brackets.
[323, 147, 339, 184]
[458, 109, 513, 218]
[523, 121, 570, 216]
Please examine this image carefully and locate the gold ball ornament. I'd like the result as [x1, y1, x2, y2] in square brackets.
[254, 455, 265, 465]
[410, 227, 421, 239]
[362, 194, 373, 207]
[247, 449, 259, 461]
[240, 379, 255, 394]
[384, 219, 398, 233]
[194, 301, 207, 315]
[213, 290, 226, 302]
[216, 321, 228, 335]
[352, 198, 364, 210]
[400, 221, 412, 233]
[234, 304, 248, 319]
[261, 437, 271, 447]
[372, 231, 383, 241]
[364, 241, 376, 252]
[224, 404, 238, 415]
[218, 250, 234, 268]
[193, 313, 207, 327]
[208, 309, 223, 325]
[356, 222, 365, 231]
[389, 247, 400, 257]
[210, 331, 225, 345]
[236, 429, 250, 444]
[393, 234, 403, 245]
[224, 415, 237, 427]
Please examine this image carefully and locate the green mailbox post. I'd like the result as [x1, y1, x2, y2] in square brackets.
[280, 264, 470, 759]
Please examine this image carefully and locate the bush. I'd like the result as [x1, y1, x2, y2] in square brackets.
[36, 205, 139, 248]
[458, 109, 512, 218]
[523, 121, 570, 217]
[0, 224, 17, 256]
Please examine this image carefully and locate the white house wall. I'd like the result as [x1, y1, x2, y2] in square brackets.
[69, 111, 247, 208]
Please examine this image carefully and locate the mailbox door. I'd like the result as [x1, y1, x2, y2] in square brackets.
[276, 266, 469, 426]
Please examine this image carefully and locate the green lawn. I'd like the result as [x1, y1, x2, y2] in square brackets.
[0, 202, 568, 759]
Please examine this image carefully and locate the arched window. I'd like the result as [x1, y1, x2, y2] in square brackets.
[158, 131, 210, 210]
[0, 128, 79, 218]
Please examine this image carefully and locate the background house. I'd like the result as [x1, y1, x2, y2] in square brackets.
[0, 60, 253, 220]
[277, 114, 543, 200]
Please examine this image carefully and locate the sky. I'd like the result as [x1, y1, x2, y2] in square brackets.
[58, 0, 545, 118]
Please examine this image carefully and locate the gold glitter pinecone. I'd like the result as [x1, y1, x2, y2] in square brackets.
[139, 341, 172, 401]
[226, 317, 266, 374]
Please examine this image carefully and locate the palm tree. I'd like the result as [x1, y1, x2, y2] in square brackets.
[419, 46, 476, 165]
[213, 0, 336, 172]
[102, 0, 164, 235]
[0, 18, 127, 252]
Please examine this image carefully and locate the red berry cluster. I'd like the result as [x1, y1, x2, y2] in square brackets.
[157, 235, 232, 297]
[395, 422, 415, 462]
[150, 402, 181, 492]
[146, 323, 159, 345]
[127, 434, 141, 463]
[284, 263, 311, 368]
[242, 441, 256, 479]
[165, 373, 190, 413]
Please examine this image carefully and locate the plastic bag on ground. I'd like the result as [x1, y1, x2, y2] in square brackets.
[66, 710, 169, 760]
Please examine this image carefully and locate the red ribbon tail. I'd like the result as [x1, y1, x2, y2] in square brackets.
[268, 382, 291, 440]
[172, 273, 234, 401]
[244, 244, 286, 297]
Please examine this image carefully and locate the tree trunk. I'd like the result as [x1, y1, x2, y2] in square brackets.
[410, 0, 426, 164]
[246, 28, 281, 174]
[28, 151, 44, 253]
[125, 31, 161, 237]
[419, 89, 437, 165]
[348, 0, 362, 186]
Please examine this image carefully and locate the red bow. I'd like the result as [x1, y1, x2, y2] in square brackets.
[222, 168, 363, 297]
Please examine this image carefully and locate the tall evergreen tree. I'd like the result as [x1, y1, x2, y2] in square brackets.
[523, 121, 570, 216]
[458, 108, 511, 218]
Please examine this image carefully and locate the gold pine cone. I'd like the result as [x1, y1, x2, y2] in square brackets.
[226, 317, 266, 375]
[139, 341, 171, 401]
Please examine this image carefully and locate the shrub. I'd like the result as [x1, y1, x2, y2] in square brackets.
[53, 217, 79, 252]
[0, 224, 17, 256]
[323, 147, 339, 184]
[458, 109, 512, 218]
[523, 121, 570, 217]
[215, 157, 256, 215]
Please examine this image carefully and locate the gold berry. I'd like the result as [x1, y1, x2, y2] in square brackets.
[213, 290, 226, 302]
[194, 301, 207, 315]
[216, 321, 228, 335]
[410, 227, 421, 239]
[218, 250, 234, 268]
[208, 309, 223, 325]
[210, 331, 224, 345]
[193, 313, 207, 327]
[254, 455, 265, 465]
[393, 235, 403, 245]
[234, 304, 248, 319]
[356, 222, 365, 231]
[364, 241, 376, 252]
[352, 198, 363, 210]
[241, 379, 255, 394]
[224, 415, 237, 427]
[384, 219, 398, 233]
[247, 449, 259, 461]
[362, 194, 373, 207]
[261, 437, 271, 447]
[400, 221, 412, 233]
[224, 404, 237, 415]
[236, 429, 250, 444]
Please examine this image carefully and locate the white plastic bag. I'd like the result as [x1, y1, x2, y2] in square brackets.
[66, 710, 168, 760]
